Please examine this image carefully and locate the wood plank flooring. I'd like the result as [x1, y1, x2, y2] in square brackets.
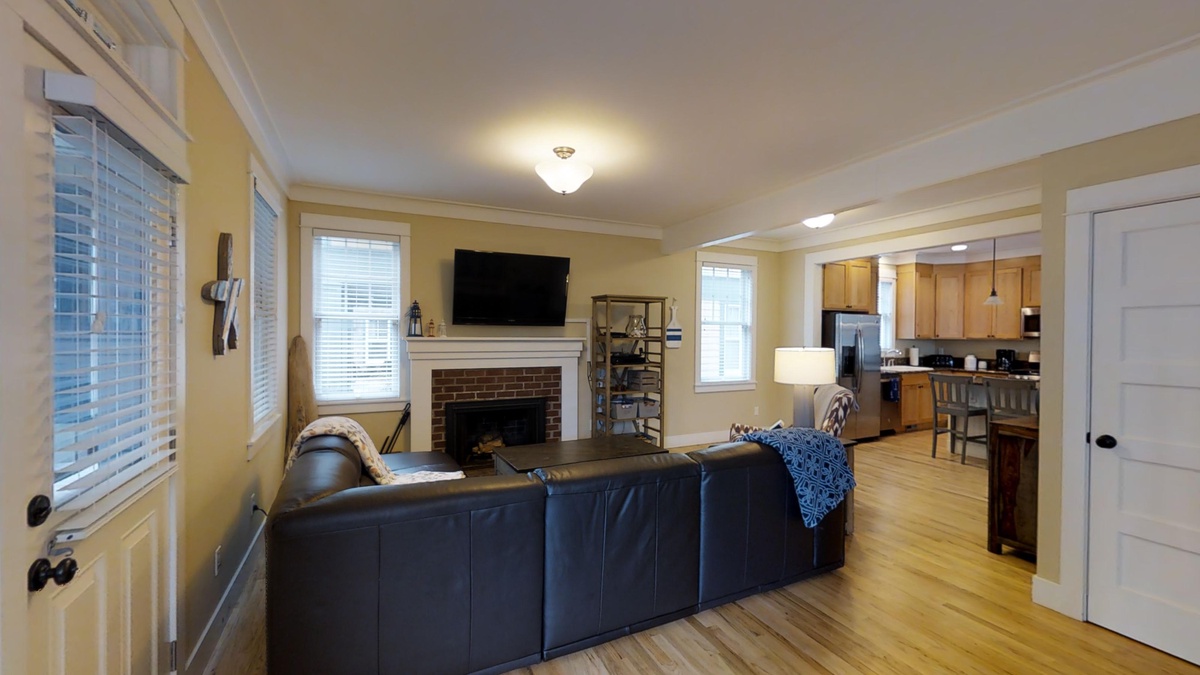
[210, 432, 1199, 674]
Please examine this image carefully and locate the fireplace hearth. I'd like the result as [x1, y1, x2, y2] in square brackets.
[445, 397, 547, 468]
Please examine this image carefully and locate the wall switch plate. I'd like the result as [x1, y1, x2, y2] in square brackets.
[754, 406, 760, 416]
[214, 546, 222, 577]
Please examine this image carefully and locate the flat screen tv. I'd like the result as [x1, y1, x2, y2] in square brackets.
[452, 249, 570, 326]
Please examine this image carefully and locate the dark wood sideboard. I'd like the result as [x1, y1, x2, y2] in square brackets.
[987, 415, 1039, 555]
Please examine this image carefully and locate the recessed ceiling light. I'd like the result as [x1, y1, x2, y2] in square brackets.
[802, 213, 835, 229]
[951, 244, 968, 251]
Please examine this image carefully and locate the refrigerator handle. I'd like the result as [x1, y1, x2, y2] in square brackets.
[853, 328, 863, 393]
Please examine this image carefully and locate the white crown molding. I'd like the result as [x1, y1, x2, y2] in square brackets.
[172, 0, 293, 189]
[664, 38, 1200, 254]
[289, 183, 666, 241]
[777, 188, 1041, 252]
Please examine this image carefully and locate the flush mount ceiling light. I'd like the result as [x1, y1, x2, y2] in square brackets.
[535, 146, 593, 195]
[951, 244, 968, 252]
[802, 213, 836, 229]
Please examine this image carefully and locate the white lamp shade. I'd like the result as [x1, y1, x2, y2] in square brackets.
[536, 157, 594, 194]
[774, 347, 836, 385]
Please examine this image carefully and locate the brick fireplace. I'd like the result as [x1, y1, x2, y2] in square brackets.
[405, 337, 585, 452]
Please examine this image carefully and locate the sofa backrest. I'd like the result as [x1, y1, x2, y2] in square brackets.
[688, 441, 846, 609]
[535, 453, 701, 657]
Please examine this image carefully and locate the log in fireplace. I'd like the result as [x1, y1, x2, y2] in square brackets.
[444, 397, 547, 468]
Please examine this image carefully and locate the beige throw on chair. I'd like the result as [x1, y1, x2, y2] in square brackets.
[287, 335, 319, 452]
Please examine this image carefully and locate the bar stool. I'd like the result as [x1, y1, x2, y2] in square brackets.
[984, 378, 1039, 453]
[929, 373, 988, 463]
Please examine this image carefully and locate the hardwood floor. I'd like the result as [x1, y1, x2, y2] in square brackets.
[210, 432, 1199, 674]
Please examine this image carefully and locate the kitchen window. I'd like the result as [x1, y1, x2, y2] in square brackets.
[299, 214, 411, 413]
[695, 251, 757, 392]
[877, 269, 896, 350]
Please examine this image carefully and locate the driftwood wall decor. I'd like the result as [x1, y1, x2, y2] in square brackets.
[200, 232, 245, 355]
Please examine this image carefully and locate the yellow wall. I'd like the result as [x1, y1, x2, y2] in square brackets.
[180, 34, 287, 661]
[1036, 112, 1200, 583]
[286, 201, 788, 446]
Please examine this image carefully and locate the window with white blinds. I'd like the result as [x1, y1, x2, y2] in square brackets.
[696, 254, 756, 389]
[250, 188, 279, 427]
[311, 232, 403, 403]
[878, 277, 896, 350]
[51, 114, 179, 511]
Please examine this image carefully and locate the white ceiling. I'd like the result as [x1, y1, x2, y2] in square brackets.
[211, 1, 1200, 233]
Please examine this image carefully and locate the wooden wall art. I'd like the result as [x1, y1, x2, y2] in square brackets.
[200, 232, 244, 355]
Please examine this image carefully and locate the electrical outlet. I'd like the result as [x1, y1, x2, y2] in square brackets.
[214, 546, 222, 577]
[250, 493, 258, 520]
[754, 406, 760, 416]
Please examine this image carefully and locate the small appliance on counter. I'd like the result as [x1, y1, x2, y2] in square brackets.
[995, 349, 1017, 372]
[964, 354, 978, 371]
[919, 354, 958, 368]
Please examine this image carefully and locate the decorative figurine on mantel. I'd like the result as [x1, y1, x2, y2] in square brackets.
[200, 232, 244, 355]
[426, 319, 436, 337]
[407, 301, 423, 337]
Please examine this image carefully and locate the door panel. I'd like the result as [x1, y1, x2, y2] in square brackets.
[993, 268, 1024, 338]
[915, 269, 936, 338]
[1088, 196, 1200, 665]
[963, 269, 993, 338]
[847, 261, 872, 311]
[934, 271, 964, 339]
[823, 263, 847, 310]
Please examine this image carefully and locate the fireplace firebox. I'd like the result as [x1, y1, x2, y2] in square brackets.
[445, 397, 547, 468]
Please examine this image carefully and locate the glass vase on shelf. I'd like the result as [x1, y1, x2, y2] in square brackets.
[625, 314, 648, 338]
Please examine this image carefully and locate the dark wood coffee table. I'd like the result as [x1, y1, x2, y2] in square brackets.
[492, 435, 667, 475]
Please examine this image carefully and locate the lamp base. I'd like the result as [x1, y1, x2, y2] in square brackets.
[792, 384, 817, 429]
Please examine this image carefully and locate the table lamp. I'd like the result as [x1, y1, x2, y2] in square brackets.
[775, 347, 836, 428]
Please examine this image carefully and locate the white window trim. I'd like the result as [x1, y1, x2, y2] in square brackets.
[299, 213, 411, 415]
[877, 263, 897, 351]
[694, 250, 758, 393]
[246, 155, 286, 459]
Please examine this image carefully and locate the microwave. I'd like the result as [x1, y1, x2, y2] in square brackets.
[1021, 307, 1040, 338]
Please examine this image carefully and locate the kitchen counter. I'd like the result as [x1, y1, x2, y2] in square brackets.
[881, 365, 933, 374]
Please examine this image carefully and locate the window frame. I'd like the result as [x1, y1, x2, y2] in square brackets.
[877, 263, 897, 351]
[299, 213, 411, 415]
[246, 156, 285, 458]
[694, 251, 758, 393]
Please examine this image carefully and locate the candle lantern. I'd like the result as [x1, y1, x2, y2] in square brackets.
[407, 301, 423, 337]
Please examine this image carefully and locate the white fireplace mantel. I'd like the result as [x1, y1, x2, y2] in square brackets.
[406, 337, 586, 451]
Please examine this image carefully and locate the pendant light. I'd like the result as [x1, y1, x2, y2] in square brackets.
[984, 238, 1003, 306]
[535, 147, 593, 195]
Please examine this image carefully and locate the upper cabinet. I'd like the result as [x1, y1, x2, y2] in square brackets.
[934, 266, 965, 339]
[896, 263, 935, 339]
[964, 267, 1023, 339]
[1023, 264, 1042, 307]
[823, 259, 877, 312]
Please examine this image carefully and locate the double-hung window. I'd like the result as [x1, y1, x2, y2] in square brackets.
[695, 252, 757, 392]
[249, 168, 283, 448]
[300, 214, 411, 413]
[51, 113, 180, 512]
[877, 264, 897, 350]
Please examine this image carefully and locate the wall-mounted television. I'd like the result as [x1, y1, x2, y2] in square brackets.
[452, 249, 570, 326]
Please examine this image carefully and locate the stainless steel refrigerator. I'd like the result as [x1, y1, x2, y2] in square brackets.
[821, 312, 881, 440]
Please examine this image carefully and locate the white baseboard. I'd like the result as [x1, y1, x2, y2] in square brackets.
[1032, 574, 1085, 620]
[186, 519, 267, 674]
[666, 430, 730, 449]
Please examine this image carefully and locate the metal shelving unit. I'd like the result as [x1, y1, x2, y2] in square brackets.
[590, 295, 666, 447]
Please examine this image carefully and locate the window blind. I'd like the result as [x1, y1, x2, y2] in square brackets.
[878, 278, 896, 350]
[311, 234, 402, 402]
[699, 263, 754, 383]
[250, 189, 279, 425]
[51, 114, 178, 511]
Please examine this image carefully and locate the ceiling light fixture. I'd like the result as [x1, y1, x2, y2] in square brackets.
[802, 213, 835, 229]
[535, 146, 593, 195]
[951, 244, 968, 252]
[984, 238, 1003, 306]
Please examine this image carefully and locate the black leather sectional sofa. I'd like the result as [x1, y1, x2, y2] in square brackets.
[267, 436, 847, 675]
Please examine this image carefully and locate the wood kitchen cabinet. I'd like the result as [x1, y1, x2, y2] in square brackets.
[1023, 264, 1041, 307]
[934, 267, 964, 339]
[964, 267, 1023, 339]
[900, 373, 933, 427]
[823, 259, 876, 312]
[896, 263, 935, 339]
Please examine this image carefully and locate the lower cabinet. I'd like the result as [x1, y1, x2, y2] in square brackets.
[899, 373, 933, 427]
[987, 416, 1039, 555]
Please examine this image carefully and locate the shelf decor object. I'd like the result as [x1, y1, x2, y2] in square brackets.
[666, 299, 682, 349]
[407, 300, 423, 337]
[774, 347, 836, 428]
[591, 295, 667, 447]
[199, 232, 244, 356]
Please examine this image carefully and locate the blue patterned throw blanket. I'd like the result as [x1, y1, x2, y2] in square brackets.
[741, 427, 856, 528]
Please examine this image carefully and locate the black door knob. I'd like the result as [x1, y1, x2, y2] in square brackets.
[27, 495, 52, 527]
[28, 558, 79, 592]
[1095, 434, 1118, 449]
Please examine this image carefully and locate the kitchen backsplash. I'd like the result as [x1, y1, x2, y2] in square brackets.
[896, 338, 1041, 361]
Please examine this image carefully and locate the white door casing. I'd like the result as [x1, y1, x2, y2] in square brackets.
[1086, 196, 1200, 665]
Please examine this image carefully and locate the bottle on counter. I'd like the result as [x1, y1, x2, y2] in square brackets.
[964, 354, 978, 371]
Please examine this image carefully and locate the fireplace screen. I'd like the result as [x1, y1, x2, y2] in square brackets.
[444, 397, 547, 467]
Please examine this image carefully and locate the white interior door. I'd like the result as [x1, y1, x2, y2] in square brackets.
[1087, 196, 1200, 665]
